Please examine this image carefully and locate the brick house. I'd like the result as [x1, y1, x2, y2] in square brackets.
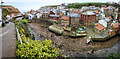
[113, 23, 120, 31]
[49, 15, 60, 21]
[94, 23, 106, 33]
[42, 12, 49, 19]
[36, 13, 42, 18]
[50, 11, 55, 15]
[70, 13, 80, 25]
[103, 6, 116, 17]
[80, 11, 96, 26]
[49, 11, 61, 22]
[61, 16, 70, 26]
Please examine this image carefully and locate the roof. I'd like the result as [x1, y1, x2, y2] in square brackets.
[70, 13, 80, 17]
[113, 23, 119, 28]
[43, 12, 49, 13]
[95, 23, 106, 30]
[82, 11, 95, 15]
[95, 10, 99, 13]
[62, 9, 66, 11]
[39, 13, 42, 14]
[75, 9, 81, 13]
[104, 18, 111, 22]
[50, 15, 59, 17]
[61, 16, 69, 21]
[60, 13, 63, 16]
[98, 20, 107, 27]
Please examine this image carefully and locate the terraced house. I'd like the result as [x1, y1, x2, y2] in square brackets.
[42, 12, 49, 19]
[102, 6, 117, 17]
[70, 13, 80, 25]
[80, 11, 96, 26]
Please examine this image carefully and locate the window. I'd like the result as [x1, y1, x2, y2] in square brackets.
[75, 19, 77, 21]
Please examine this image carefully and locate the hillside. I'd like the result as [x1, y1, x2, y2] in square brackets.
[45, 2, 119, 8]
[2, 5, 20, 20]
[2, 8, 11, 20]
[66, 2, 119, 8]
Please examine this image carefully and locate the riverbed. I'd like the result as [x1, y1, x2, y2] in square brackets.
[28, 23, 120, 57]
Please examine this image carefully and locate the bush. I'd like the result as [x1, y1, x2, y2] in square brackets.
[21, 19, 28, 25]
[15, 20, 62, 58]
[108, 53, 120, 59]
[16, 39, 60, 58]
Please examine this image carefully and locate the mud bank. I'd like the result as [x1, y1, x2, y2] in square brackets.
[28, 23, 120, 57]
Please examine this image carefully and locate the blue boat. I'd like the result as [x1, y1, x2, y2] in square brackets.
[79, 28, 83, 31]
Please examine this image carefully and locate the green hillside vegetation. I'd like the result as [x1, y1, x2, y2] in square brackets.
[2, 8, 12, 20]
[46, 5, 59, 7]
[46, 2, 119, 8]
[66, 2, 119, 8]
[15, 20, 62, 58]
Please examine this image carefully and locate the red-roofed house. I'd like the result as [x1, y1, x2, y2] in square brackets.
[113, 23, 119, 28]
[50, 11, 55, 15]
[94, 23, 106, 33]
[61, 16, 70, 26]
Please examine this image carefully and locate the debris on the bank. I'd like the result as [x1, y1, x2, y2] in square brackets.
[87, 36, 91, 44]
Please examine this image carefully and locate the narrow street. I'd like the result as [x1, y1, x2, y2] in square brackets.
[0, 22, 16, 58]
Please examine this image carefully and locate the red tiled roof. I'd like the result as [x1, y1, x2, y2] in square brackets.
[62, 9, 66, 11]
[33, 10, 36, 12]
[95, 10, 99, 13]
[104, 7, 106, 9]
[95, 23, 105, 30]
[61, 16, 69, 21]
[113, 23, 119, 28]
[108, 6, 113, 7]
[39, 13, 42, 14]
[12, 13, 17, 15]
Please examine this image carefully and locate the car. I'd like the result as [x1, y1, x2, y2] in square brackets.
[5, 20, 9, 23]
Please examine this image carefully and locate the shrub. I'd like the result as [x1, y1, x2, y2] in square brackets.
[108, 53, 120, 59]
[15, 20, 61, 58]
[16, 39, 60, 58]
[21, 19, 28, 25]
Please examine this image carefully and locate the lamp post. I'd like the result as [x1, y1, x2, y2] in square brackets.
[1, 0, 4, 26]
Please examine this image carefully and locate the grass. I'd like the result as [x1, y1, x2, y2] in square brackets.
[0, 26, 2, 28]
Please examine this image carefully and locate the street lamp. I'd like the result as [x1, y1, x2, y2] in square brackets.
[1, 0, 4, 26]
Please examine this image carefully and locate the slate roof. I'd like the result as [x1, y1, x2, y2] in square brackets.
[70, 13, 80, 17]
[82, 11, 95, 15]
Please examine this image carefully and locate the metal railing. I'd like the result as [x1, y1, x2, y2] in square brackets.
[16, 27, 23, 44]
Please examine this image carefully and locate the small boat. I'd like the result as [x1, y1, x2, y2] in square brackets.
[48, 25, 64, 35]
[77, 33, 87, 36]
[69, 33, 87, 37]
[63, 27, 71, 31]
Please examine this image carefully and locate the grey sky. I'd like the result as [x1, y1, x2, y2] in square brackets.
[2, 0, 120, 12]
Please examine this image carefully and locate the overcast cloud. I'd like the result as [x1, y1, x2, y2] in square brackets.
[2, 0, 120, 12]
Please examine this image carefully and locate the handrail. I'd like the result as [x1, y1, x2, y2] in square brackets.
[16, 27, 22, 44]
